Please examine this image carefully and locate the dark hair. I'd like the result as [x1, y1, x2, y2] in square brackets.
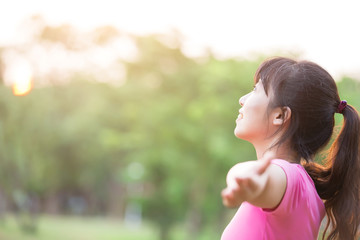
[254, 57, 360, 240]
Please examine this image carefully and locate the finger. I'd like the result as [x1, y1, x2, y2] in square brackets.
[234, 177, 256, 200]
[257, 152, 274, 175]
[257, 158, 271, 175]
[223, 197, 238, 208]
[229, 180, 248, 203]
[235, 177, 249, 187]
[222, 186, 242, 199]
[221, 189, 237, 207]
[221, 188, 231, 198]
[238, 177, 257, 192]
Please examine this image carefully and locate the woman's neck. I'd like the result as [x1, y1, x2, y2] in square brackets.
[254, 140, 299, 163]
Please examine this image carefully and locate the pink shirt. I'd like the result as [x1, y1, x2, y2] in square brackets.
[221, 159, 325, 240]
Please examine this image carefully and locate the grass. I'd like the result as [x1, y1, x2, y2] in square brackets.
[0, 214, 158, 240]
[0, 214, 334, 240]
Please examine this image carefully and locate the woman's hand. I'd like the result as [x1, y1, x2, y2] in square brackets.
[221, 153, 274, 208]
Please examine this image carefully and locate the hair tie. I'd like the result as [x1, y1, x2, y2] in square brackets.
[336, 100, 347, 114]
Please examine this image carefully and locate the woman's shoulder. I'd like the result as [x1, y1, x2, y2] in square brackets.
[270, 159, 306, 178]
[267, 159, 325, 222]
[271, 158, 299, 167]
[271, 158, 311, 181]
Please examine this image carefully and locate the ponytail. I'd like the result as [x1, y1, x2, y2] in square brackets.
[305, 105, 360, 239]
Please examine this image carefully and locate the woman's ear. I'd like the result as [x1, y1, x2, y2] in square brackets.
[272, 106, 291, 126]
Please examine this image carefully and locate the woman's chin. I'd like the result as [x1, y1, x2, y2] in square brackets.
[234, 127, 252, 141]
[234, 128, 244, 139]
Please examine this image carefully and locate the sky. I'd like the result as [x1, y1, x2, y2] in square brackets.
[1, 0, 360, 79]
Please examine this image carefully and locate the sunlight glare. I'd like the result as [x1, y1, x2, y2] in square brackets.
[4, 58, 33, 96]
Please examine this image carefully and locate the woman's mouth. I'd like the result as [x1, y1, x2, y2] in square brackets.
[236, 112, 243, 120]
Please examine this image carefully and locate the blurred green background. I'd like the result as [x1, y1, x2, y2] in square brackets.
[0, 16, 360, 240]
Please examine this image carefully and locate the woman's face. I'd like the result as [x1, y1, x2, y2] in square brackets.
[234, 80, 273, 144]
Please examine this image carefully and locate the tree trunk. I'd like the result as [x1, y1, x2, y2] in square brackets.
[107, 181, 125, 218]
[43, 192, 61, 214]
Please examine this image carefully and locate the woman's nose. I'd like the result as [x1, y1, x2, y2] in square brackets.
[239, 94, 248, 106]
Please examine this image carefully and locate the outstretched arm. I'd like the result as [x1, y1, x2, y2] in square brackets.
[221, 154, 286, 209]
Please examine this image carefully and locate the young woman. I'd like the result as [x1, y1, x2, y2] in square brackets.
[221, 57, 360, 240]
